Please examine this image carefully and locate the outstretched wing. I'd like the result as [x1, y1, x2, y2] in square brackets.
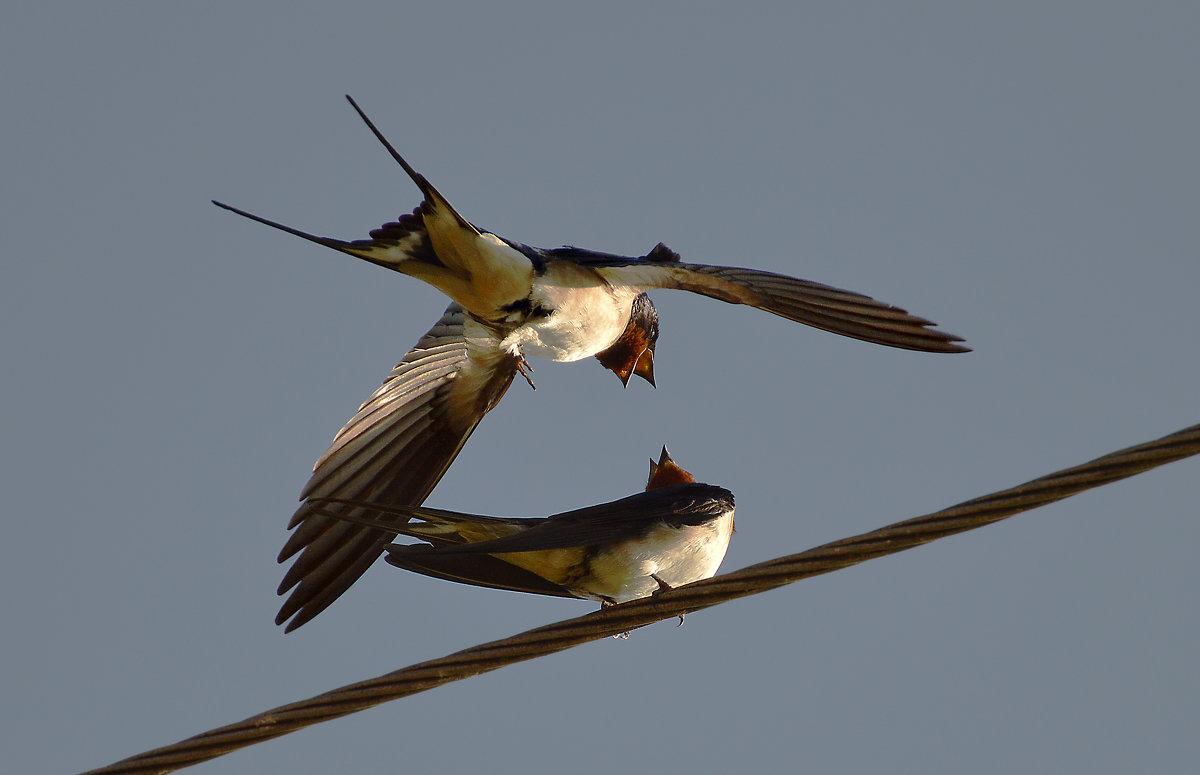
[550, 242, 968, 353]
[275, 304, 520, 631]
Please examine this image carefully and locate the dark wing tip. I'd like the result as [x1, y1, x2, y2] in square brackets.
[915, 327, 971, 353]
[281, 612, 311, 633]
[688, 265, 972, 354]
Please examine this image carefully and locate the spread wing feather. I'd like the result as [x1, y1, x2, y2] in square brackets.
[275, 304, 519, 631]
[590, 252, 968, 353]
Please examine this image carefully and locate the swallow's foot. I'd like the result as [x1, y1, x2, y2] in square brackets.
[650, 574, 685, 626]
[600, 599, 630, 638]
[517, 355, 536, 390]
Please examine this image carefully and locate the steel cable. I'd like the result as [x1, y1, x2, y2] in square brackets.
[84, 422, 1200, 774]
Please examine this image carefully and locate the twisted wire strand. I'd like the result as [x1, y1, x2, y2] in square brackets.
[84, 422, 1200, 775]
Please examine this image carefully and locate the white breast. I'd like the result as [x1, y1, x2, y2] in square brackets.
[572, 508, 735, 604]
[499, 264, 642, 363]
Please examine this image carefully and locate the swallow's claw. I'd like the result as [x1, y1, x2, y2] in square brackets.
[648, 575, 685, 626]
[517, 356, 536, 390]
[599, 599, 631, 639]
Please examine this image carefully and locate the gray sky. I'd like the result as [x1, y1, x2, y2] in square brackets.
[3, 3, 1198, 773]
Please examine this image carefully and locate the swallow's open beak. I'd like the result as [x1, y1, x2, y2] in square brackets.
[648, 449, 663, 481]
[632, 348, 656, 388]
[646, 445, 695, 490]
[594, 296, 657, 388]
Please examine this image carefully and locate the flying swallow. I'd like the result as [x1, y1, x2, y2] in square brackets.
[310, 447, 733, 607]
[213, 96, 968, 631]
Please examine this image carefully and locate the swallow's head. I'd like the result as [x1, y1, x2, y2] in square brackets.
[595, 293, 658, 388]
[646, 445, 696, 490]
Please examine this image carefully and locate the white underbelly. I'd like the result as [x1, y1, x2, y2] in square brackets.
[572, 511, 735, 604]
[500, 270, 640, 362]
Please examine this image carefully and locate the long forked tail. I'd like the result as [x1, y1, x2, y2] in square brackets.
[213, 197, 405, 269]
[212, 200, 357, 255]
[306, 498, 576, 599]
[212, 197, 446, 278]
[307, 497, 528, 547]
[344, 95, 477, 233]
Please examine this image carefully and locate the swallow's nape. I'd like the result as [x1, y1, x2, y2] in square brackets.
[595, 293, 658, 387]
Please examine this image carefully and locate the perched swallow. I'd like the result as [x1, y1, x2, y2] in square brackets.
[213, 96, 968, 631]
[310, 447, 733, 607]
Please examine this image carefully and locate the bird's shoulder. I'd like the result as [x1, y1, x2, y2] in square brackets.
[531, 241, 682, 268]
